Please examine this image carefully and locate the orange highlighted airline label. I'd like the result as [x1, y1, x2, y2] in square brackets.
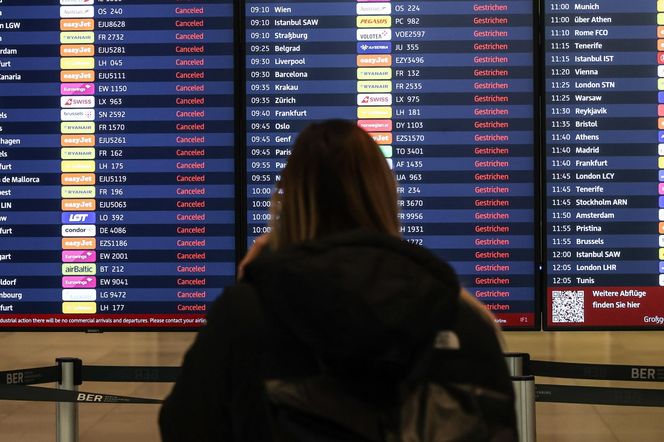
[357, 54, 392, 67]
[62, 199, 96, 211]
[358, 119, 393, 132]
[62, 173, 96, 185]
[659, 118, 664, 130]
[60, 19, 95, 31]
[61, 44, 95, 57]
[61, 70, 95, 82]
[62, 238, 97, 250]
[659, 222, 664, 234]
[370, 132, 393, 144]
[61, 135, 95, 147]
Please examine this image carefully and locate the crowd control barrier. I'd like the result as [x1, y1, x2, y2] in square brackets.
[2, 355, 664, 441]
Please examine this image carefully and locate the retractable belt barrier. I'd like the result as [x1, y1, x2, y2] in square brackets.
[2, 356, 664, 442]
[0, 383, 162, 404]
[530, 360, 664, 382]
[536, 384, 664, 407]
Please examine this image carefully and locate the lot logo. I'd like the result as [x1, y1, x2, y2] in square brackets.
[62, 212, 96, 224]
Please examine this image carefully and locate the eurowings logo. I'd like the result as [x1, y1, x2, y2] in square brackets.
[62, 251, 97, 263]
[61, 83, 95, 96]
[61, 276, 96, 289]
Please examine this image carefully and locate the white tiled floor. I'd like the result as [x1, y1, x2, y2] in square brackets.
[0, 331, 663, 441]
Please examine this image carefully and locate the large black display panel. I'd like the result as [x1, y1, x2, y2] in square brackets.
[0, 1, 235, 329]
[544, 0, 664, 328]
[246, 0, 538, 327]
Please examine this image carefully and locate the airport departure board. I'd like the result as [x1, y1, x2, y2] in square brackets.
[544, 0, 664, 328]
[245, 0, 538, 328]
[0, 1, 236, 329]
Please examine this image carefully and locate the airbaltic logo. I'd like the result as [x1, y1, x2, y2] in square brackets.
[61, 96, 95, 108]
[357, 93, 392, 106]
[62, 212, 96, 224]
[357, 29, 391, 41]
[357, 3, 391, 15]
[60, 6, 94, 18]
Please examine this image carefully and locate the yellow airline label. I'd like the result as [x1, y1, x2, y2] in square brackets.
[357, 81, 392, 93]
[60, 32, 95, 44]
[357, 107, 393, 119]
[357, 68, 392, 80]
[62, 302, 97, 314]
[356, 16, 392, 28]
[61, 160, 96, 173]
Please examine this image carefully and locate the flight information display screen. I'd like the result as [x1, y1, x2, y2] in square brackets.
[544, 0, 664, 328]
[0, 1, 236, 329]
[246, 0, 538, 328]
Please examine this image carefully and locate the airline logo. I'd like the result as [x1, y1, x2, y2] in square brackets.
[379, 145, 393, 158]
[60, 31, 95, 44]
[386, 158, 393, 170]
[61, 70, 95, 82]
[659, 78, 664, 90]
[62, 225, 96, 238]
[357, 42, 392, 54]
[357, 54, 392, 66]
[62, 199, 96, 211]
[62, 289, 97, 301]
[357, 80, 392, 92]
[61, 109, 95, 121]
[61, 57, 95, 70]
[61, 44, 95, 57]
[62, 263, 97, 275]
[357, 16, 392, 28]
[357, 3, 391, 15]
[61, 148, 96, 160]
[62, 251, 97, 264]
[61, 122, 95, 134]
[61, 96, 95, 108]
[61, 161, 96, 173]
[61, 237, 96, 250]
[357, 106, 393, 119]
[62, 212, 97, 224]
[357, 93, 392, 106]
[370, 132, 393, 144]
[61, 173, 96, 185]
[62, 302, 97, 314]
[358, 119, 393, 132]
[61, 276, 97, 289]
[60, 19, 95, 31]
[357, 67, 392, 80]
[61, 135, 95, 147]
[61, 0, 95, 5]
[62, 186, 96, 199]
[357, 29, 391, 41]
[61, 83, 95, 96]
[60, 6, 94, 18]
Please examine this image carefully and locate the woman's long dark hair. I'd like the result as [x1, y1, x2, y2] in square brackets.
[270, 120, 400, 249]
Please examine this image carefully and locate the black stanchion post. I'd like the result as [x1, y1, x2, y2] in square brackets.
[505, 353, 530, 377]
[513, 375, 536, 442]
[56, 358, 82, 442]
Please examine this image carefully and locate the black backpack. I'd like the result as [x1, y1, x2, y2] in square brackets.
[264, 349, 517, 442]
[242, 287, 518, 442]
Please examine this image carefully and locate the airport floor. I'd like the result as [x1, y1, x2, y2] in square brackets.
[0, 331, 663, 441]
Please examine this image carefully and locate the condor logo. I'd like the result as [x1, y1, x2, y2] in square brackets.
[62, 212, 96, 224]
